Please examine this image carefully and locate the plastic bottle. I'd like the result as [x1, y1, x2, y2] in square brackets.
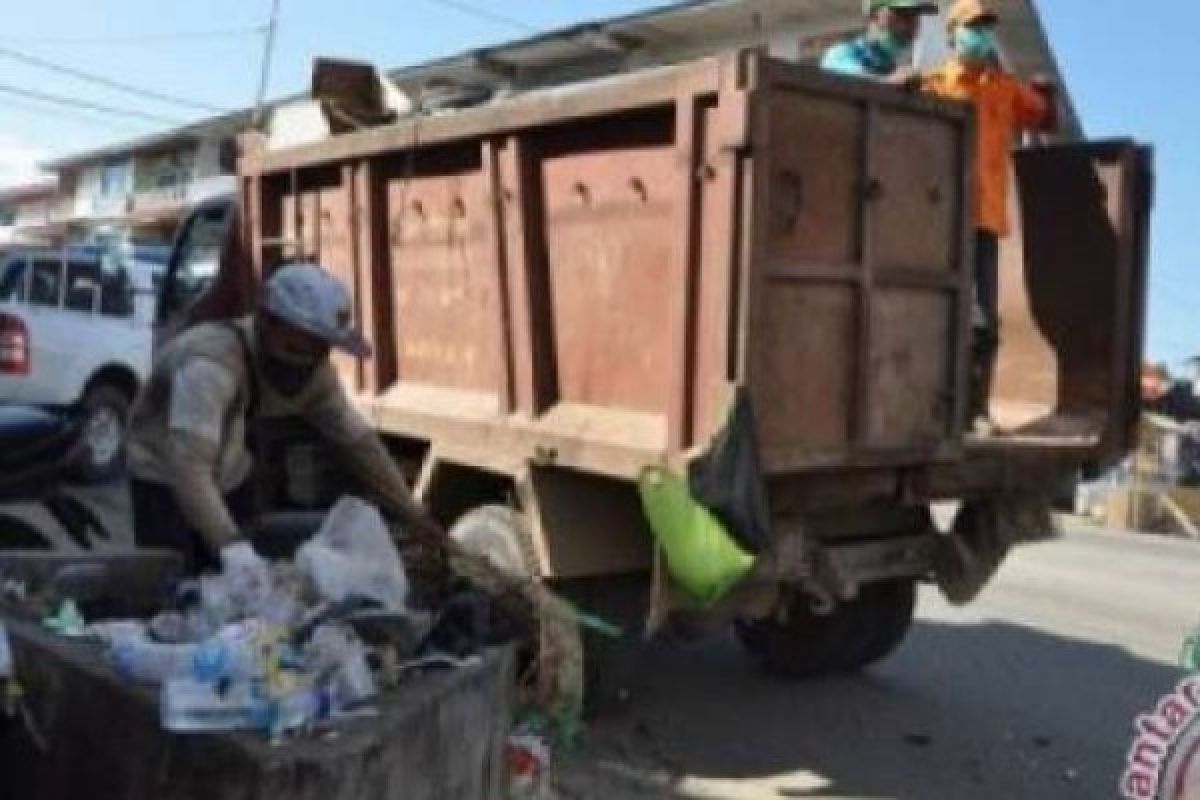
[252, 685, 334, 738]
[161, 679, 258, 733]
[191, 621, 267, 684]
[111, 637, 201, 685]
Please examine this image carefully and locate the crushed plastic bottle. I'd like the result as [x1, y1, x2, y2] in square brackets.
[112, 636, 201, 685]
[252, 684, 334, 739]
[161, 679, 259, 733]
[191, 622, 270, 685]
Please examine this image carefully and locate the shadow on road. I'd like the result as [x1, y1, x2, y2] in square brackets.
[560, 617, 1187, 799]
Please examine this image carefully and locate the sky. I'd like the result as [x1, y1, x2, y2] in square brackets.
[0, 0, 1195, 365]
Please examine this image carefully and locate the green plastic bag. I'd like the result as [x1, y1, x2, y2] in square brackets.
[638, 466, 756, 606]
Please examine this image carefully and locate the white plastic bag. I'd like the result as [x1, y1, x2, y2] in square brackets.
[305, 624, 377, 707]
[297, 497, 410, 611]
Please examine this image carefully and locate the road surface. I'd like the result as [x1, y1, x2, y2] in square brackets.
[560, 527, 1200, 799]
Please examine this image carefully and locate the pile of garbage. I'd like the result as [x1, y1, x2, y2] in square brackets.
[40, 496, 571, 743]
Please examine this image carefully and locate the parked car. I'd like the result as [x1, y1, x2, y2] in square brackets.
[0, 244, 166, 482]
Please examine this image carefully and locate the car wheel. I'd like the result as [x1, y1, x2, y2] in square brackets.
[74, 384, 131, 484]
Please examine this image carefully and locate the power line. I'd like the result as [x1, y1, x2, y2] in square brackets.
[422, 0, 538, 34]
[0, 45, 228, 114]
[0, 83, 183, 125]
[0, 94, 153, 133]
[0, 26, 266, 47]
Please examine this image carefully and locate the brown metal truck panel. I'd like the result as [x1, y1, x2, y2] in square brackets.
[991, 140, 1153, 468]
[743, 60, 972, 472]
[239, 52, 976, 482]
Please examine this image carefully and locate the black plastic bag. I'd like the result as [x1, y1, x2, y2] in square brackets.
[687, 388, 771, 554]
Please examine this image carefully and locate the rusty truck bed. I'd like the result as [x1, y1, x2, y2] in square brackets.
[211, 49, 1148, 514]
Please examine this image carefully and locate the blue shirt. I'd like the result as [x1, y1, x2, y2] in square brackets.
[820, 36, 897, 79]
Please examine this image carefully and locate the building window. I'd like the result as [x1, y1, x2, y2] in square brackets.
[0, 205, 15, 227]
[137, 148, 196, 193]
[101, 158, 131, 198]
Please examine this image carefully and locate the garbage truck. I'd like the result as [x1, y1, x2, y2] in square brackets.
[157, 50, 1153, 681]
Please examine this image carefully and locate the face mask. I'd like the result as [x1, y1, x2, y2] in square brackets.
[260, 351, 320, 397]
[869, 27, 910, 61]
[955, 25, 997, 63]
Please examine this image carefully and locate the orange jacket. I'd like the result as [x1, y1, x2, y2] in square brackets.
[923, 61, 1055, 237]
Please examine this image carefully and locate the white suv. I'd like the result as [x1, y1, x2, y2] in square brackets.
[0, 245, 164, 481]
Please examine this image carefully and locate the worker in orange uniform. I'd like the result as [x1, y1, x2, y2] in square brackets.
[923, 0, 1058, 431]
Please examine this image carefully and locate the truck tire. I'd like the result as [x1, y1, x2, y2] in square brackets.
[74, 384, 130, 484]
[736, 578, 916, 679]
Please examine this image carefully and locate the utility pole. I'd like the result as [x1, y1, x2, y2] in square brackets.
[253, 0, 281, 129]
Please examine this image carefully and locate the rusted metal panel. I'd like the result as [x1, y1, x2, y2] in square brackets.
[241, 52, 973, 479]
[353, 159, 396, 394]
[244, 58, 725, 174]
[867, 291, 954, 448]
[495, 135, 557, 416]
[383, 145, 503, 395]
[745, 59, 970, 472]
[517, 467, 655, 578]
[482, 140, 519, 413]
[691, 64, 749, 442]
[761, 93, 861, 269]
[667, 92, 704, 451]
[536, 109, 679, 414]
[998, 140, 1154, 466]
[870, 111, 961, 273]
[755, 285, 856, 461]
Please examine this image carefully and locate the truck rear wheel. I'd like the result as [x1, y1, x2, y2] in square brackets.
[736, 578, 916, 679]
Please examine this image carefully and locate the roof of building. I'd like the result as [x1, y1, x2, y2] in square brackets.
[41, 109, 252, 171]
[41, 0, 1081, 170]
[0, 178, 58, 203]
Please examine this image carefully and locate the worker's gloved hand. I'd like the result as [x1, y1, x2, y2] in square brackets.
[219, 541, 272, 614]
[886, 66, 923, 92]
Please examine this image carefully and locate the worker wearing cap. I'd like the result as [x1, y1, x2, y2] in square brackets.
[127, 263, 434, 579]
[923, 0, 1057, 429]
[821, 0, 938, 84]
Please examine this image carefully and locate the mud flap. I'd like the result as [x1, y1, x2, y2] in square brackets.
[934, 495, 1058, 606]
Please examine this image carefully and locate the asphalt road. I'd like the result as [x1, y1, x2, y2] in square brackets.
[560, 528, 1200, 800]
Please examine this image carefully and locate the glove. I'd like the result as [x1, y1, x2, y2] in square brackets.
[220, 541, 272, 615]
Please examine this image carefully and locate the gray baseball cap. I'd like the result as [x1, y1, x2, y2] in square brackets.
[263, 263, 372, 358]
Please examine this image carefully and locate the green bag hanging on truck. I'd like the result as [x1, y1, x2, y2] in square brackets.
[638, 466, 756, 606]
